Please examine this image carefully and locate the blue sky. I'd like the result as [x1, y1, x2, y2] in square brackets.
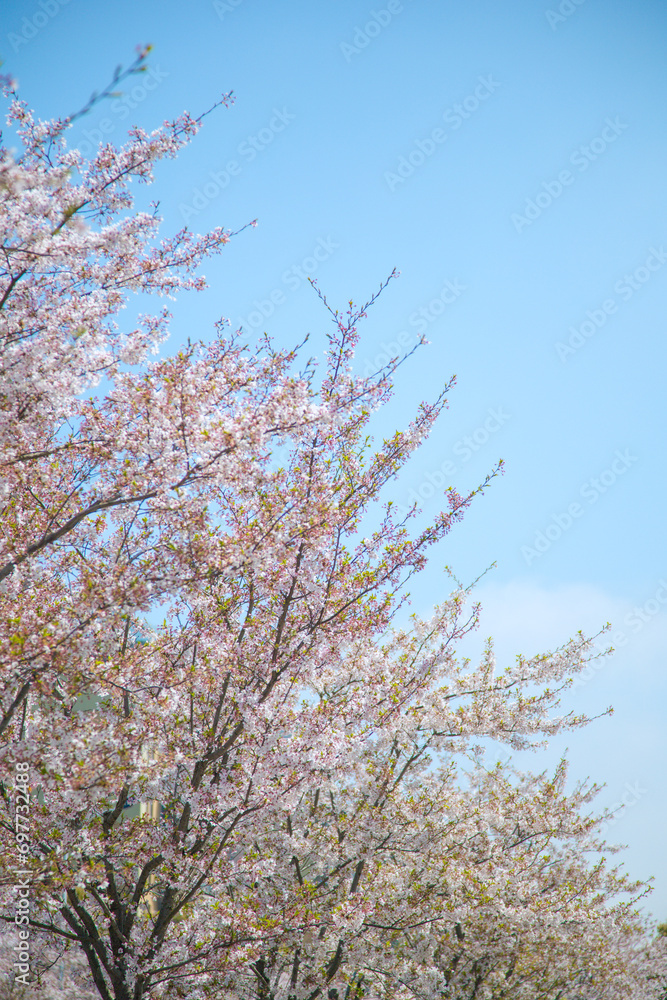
[4, 0, 666, 917]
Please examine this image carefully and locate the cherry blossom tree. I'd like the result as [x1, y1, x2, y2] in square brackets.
[0, 62, 660, 1000]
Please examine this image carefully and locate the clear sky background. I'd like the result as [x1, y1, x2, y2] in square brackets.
[3, 0, 666, 918]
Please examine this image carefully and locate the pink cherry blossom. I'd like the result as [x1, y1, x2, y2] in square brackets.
[0, 77, 661, 1000]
